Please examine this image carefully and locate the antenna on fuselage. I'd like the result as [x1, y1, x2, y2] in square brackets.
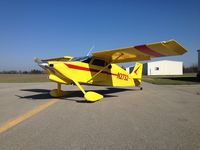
[87, 45, 95, 56]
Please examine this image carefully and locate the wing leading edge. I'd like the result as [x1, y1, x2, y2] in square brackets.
[92, 40, 187, 63]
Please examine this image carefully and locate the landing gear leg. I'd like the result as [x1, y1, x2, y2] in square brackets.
[50, 83, 68, 97]
[57, 83, 61, 93]
[73, 80, 103, 102]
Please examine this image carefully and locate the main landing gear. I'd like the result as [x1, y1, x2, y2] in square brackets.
[73, 80, 103, 102]
[50, 83, 69, 97]
[50, 82, 104, 102]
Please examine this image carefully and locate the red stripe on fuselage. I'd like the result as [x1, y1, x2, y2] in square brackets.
[135, 45, 164, 57]
[66, 64, 91, 71]
[65, 64, 118, 76]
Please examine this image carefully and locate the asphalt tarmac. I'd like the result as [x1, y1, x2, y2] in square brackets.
[0, 82, 200, 150]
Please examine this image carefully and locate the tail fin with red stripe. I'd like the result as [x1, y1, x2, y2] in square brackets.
[130, 62, 143, 79]
[130, 62, 143, 86]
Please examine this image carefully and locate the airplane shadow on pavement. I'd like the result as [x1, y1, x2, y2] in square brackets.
[16, 87, 139, 103]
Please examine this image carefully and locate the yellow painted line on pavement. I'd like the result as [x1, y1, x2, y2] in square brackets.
[0, 99, 59, 134]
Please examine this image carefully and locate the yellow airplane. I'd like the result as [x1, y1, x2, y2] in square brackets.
[35, 40, 187, 102]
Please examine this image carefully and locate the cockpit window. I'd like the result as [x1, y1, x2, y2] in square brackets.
[70, 56, 107, 66]
[92, 59, 106, 67]
[70, 56, 92, 62]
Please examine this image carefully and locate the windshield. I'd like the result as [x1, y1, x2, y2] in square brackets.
[70, 56, 92, 62]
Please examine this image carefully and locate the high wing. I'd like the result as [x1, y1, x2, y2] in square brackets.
[92, 40, 187, 63]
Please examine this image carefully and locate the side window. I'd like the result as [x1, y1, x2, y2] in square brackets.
[92, 59, 106, 67]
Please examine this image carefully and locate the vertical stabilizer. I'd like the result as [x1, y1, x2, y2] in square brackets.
[130, 62, 143, 86]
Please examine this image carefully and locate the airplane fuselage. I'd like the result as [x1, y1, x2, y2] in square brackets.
[47, 58, 137, 87]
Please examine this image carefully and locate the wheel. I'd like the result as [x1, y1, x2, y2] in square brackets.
[50, 89, 70, 97]
[84, 91, 103, 102]
[50, 89, 63, 97]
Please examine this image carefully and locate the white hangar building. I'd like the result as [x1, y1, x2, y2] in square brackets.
[143, 60, 183, 75]
[126, 60, 183, 75]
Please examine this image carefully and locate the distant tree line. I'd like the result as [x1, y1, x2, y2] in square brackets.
[0, 69, 45, 74]
[183, 64, 198, 73]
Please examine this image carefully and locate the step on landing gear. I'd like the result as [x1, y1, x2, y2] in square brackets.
[49, 82, 103, 102]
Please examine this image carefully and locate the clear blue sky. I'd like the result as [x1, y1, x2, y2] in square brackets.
[0, 0, 200, 70]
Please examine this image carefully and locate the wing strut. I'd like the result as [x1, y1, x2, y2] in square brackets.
[87, 63, 111, 83]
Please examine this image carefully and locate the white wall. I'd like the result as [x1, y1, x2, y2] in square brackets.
[147, 60, 183, 75]
[126, 67, 130, 73]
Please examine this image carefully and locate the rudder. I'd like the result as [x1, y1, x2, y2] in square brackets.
[130, 62, 143, 86]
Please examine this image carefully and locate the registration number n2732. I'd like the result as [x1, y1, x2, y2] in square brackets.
[117, 73, 128, 81]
